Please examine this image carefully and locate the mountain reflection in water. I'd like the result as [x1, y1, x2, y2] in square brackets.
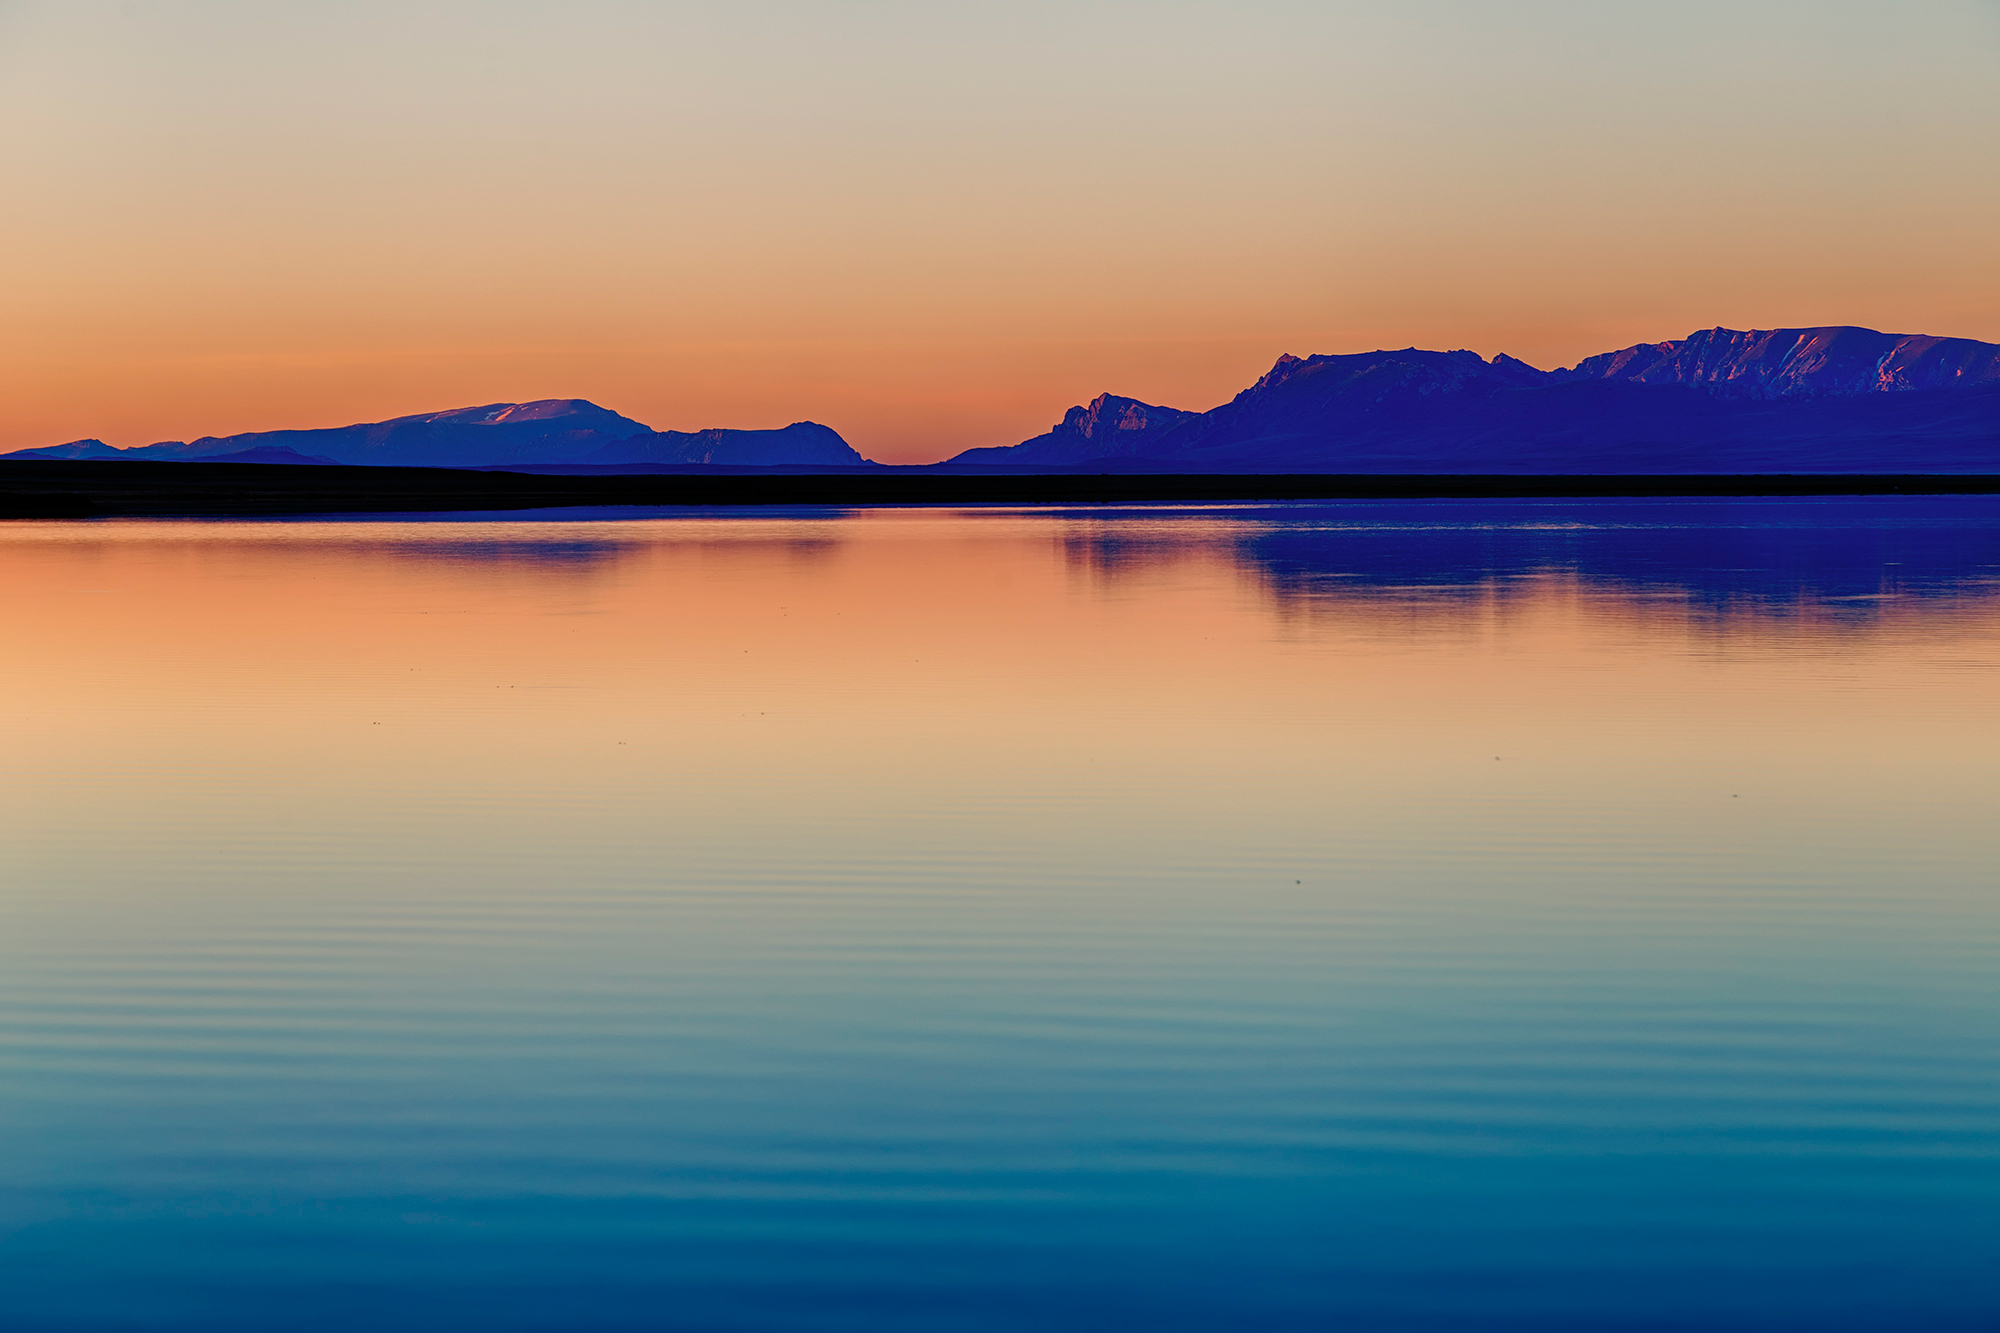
[236, 494, 2000, 629]
[1058, 496, 2000, 629]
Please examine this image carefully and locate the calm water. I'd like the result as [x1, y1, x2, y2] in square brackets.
[2, 499, 1997, 1330]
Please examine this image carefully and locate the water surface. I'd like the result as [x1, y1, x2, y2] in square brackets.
[3, 499, 1997, 1330]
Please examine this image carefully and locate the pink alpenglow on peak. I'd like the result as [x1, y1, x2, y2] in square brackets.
[1558, 327, 2000, 399]
[406, 400, 653, 434]
[948, 393, 1198, 466]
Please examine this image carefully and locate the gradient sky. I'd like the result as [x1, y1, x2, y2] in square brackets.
[3, 1, 1997, 463]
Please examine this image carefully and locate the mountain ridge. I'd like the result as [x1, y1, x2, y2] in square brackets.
[948, 326, 2000, 472]
[8, 326, 1996, 474]
[1555, 326, 2000, 398]
[3, 400, 867, 469]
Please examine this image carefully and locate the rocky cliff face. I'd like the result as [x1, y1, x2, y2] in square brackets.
[950, 393, 1197, 465]
[1560, 326, 2000, 399]
[1062, 393, 1198, 443]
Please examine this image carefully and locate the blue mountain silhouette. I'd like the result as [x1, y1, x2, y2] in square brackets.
[4, 400, 867, 469]
[951, 327, 2000, 472]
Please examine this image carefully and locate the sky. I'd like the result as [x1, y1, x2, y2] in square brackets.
[2, 1, 1997, 463]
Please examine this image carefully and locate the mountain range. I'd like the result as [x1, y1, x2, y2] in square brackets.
[7, 326, 1996, 473]
[6, 402, 868, 470]
[953, 327, 2000, 472]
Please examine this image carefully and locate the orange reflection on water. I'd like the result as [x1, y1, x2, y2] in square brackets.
[3, 507, 1998, 924]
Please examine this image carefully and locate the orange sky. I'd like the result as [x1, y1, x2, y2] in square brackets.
[2, 1, 1997, 463]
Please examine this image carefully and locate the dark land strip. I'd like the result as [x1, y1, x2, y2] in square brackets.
[4, 461, 2000, 518]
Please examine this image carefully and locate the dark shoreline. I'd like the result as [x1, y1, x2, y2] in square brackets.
[4, 460, 2000, 518]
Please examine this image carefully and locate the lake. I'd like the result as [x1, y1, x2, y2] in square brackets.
[2, 499, 1997, 1330]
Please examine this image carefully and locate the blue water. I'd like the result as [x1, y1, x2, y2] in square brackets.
[2, 499, 1997, 1329]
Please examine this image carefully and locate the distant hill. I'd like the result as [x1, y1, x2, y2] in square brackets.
[2, 400, 870, 469]
[614, 423, 863, 467]
[193, 446, 341, 465]
[949, 327, 2000, 472]
[8, 439, 128, 461]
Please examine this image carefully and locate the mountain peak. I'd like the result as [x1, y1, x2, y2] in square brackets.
[1062, 394, 1194, 442]
[1490, 353, 1549, 379]
[944, 393, 1195, 466]
[401, 399, 653, 437]
[1251, 354, 1312, 394]
[0, 438, 127, 461]
[2, 404, 864, 468]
